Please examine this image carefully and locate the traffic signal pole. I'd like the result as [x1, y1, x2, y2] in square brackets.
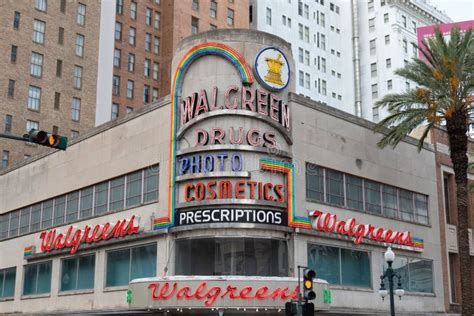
[0, 133, 29, 142]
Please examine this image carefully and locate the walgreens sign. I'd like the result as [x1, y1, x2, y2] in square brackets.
[309, 210, 422, 249]
[39, 216, 140, 254]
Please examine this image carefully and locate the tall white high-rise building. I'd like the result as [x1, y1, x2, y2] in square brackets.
[250, 0, 451, 121]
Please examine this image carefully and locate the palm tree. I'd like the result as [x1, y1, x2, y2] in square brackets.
[373, 26, 473, 315]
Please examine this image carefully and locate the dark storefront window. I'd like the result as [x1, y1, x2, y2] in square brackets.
[0, 267, 16, 298]
[23, 261, 52, 295]
[176, 238, 288, 276]
[106, 244, 156, 287]
[61, 254, 95, 292]
[308, 244, 371, 288]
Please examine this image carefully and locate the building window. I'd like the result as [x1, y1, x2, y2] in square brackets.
[152, 88, 159, 102]
[7, 80, 15, 97]
[191, 17, 199, 34]
[60, 255, 95, 292]
[326, 169, 344, 205]
[56, 59, 63, 77]
[0, 267, 16, 298]
[8, 211, 19, 237]
[2, 151, 9, 169]
[30, 52, 43, 77]
[75, 34, 84, 57]
[111, 103, 119, 120]
[145, 33, 151, 51]
[4, 115, 12, 133]
[154, 12, 161, 29]
[112, 75, 120, 95]
[370, 39, 376, 55]
[115, 22, 122, 40]
[402, 15, 407, 27]
[35, 0, 47, 11]
[227, 8, 234, 26]
[210, 0, 217, 18]
[345, 175, 363, 209]
[192, 0, 199, 11]
[13, 11, 20, 29]
[127, 80, 134, 99]
[386, 58, 391, 68]
[320, 34, 326, 50]
[27, 86, 41, 111]
[370, 62, 377, 77]
[369, 18, 375, 32]
[65, 192, 79, 222]
[23, 261, 52, 295]
[368, 0, 374, 12]
[266, 7, 272, 25]
[412, 43, 417, 57]
[0, 215, 9, 239]
[71, 98, 81, 121]
[116, 0, 123, 14]
[77, 3, 86, 25]
[298, 48, 303, 63]
[154, 37, 160, 54]
[130, 0, 137, 19]
[383, 13, 389, 23]
[304, 26, 309, 43]
[385, 34, 390, 45]
[304, 4, 309, 18]
[29, 204, 40, 232]
[113, 49, 121, 67]
[412, 21, 417, 33]
[304, 50, 310, 65]
[128, 27, 136, 46]
[384, 255, 433, 293]
[153, 62, 159, 80]
[128, 53, 135, 72]
[126, 170, 142, 207]
[371, 83, 378, 99]
[144, 59, 151, 77]
[73, 66, 82, 89]
[60, 0, 66, 13]
[306, 163, 324, 202]
[26, 120, 39, 133]
[387, 79, 393, 90]
[308, 244, 371, 287]
[58, 27, 64, 44]
[33, 20, 45, 44]
[176, 238, 288, 276]
[18, 207, 30, 234]
[106, 244, 157, 287]
[305, 73, 310, 89]
[146, 8, 152, 25]
[54, 92, 60, 109]
[40, 200, 53, 229]
[403, 39, 407, 53]
[298, 71, 304, 87]
[144, 85, 150, 103]
[10, 45, 17, 63]
[321, 80, 327, 95]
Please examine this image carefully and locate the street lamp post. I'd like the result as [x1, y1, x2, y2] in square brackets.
[379, 247, 405, 316]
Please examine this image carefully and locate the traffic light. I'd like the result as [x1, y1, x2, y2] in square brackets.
[302, 302, 314, 316]
[28, 130, 68, 150]
[285, 301, 297, 316]
[303, 268, 316, 301]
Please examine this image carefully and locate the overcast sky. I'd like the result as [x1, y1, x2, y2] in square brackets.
[429, 0, 474, 22]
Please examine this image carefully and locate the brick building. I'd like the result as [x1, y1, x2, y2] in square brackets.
[0, 0, 100, 169]
[95, 0, 249, 125]
[428, 126, 474, 313]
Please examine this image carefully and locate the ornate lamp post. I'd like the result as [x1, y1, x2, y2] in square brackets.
[379, 247, 405, 316]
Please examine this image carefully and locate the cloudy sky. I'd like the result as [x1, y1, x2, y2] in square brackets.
[429, 0, 474, 22]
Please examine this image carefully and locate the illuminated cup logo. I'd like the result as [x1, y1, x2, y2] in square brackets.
[255, 47, 290, 92]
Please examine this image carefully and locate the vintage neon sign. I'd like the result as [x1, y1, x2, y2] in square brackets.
[183, 180, 285, 202]
[175, 208, 286, 226]
[180, 86, 290, 131]
[194, 127, 277, 148]
[179, 153, 243, 175]
[148, 281, 298, 307]
[309, 210, 417, 247]
[39, 216, 140, 254]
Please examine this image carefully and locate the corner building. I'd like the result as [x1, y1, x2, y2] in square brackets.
[0, 30, 444, 315]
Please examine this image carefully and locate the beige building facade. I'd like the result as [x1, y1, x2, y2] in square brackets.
[0, 30, 445, 315]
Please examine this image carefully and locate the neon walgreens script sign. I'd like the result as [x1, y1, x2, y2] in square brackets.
[39, 216, 140, 254]
[148, 282, 298, 307]
[309, 210, 416, 247]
